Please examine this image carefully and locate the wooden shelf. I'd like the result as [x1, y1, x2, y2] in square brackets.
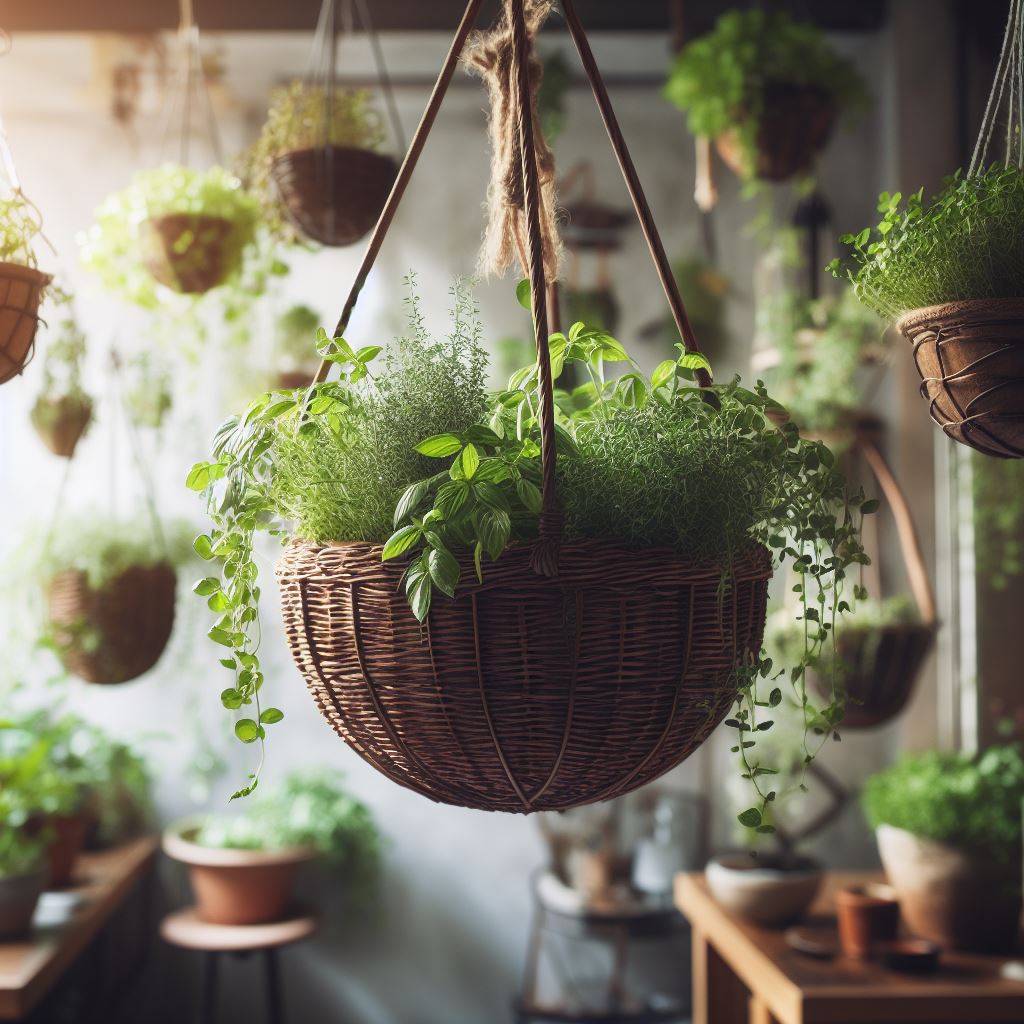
[0, 836, 158, 1021]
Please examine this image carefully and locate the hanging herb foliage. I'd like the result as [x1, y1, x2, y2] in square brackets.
[664, 9, 869, 184]
[973, 454, 1024, 590]
[31, 304, 93, 459]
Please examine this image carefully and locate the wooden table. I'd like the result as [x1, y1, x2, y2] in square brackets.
[0, 836, 158, 1020]
[675, 871, 1024, 1024]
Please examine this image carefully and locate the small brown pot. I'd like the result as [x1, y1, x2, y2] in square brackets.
[270, 146, 398, 248]
[0, 870, 45, 940]
[715, 82, 837, 183]
[163, 823, 316, 926]
[44, 813, 90, 889]
[139, 213, 240, 295]
[835, 882, 900, 960]
[274, 368, 316, 391]
[31, 395, 93, 458]
[897, 298, 1024, 459]
[876, 824, 1022, 953]
[0, 262, 52, 385]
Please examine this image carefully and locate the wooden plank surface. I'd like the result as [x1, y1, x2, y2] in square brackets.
[676, 871, 1024, 1024]
[0, 836, 157, 1020]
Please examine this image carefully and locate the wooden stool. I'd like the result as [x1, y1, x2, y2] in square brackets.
[160, 908, 318, 1024]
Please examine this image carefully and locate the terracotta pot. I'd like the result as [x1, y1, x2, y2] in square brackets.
[715, 82, 837, 183]
[163, 823, 316, 926]
[0, 870, 45, 940]
[45, 813, 90, 889]
[706, 853, 822, 927]
[876, 824, 1022, 953]
[0, 262, 51, 385]
[835, 882, 900, 960]
[31, 395, 93, 458]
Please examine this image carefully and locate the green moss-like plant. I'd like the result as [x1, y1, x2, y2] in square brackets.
[862, 745, 1024, 866]
[664, 9, 868, 181]
[0, 189, 46, 268]
[274, 303, 322, 369]
[831, 165, 1024, 320]
[31, 306, 92, 434]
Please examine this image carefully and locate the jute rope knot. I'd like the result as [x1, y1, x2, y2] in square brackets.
[464, 0, 562, 281]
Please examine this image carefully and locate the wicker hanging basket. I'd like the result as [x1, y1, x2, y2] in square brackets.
[139, 213, 240, 295]
[896, 299, 1024, 459]
[273, 0, 774, 812]
[30, 395, 93, 458]
[278, 540, 770, 812]
[715, 82, 836, 183]
[270, 146, 399, 248]
[0, 263, 51, 385]
[47, 562, 176, 685]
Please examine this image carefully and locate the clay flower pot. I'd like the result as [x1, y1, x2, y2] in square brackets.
[44, 813, 90, 889]
[706, 852, 822, 927]
[30, 395, 93, 458]
[0, 870, 45, 940]
[163, 822, 316, 926]
[270, 146, 398, 248]
[0, 263, 51, 385]
[139, 213, 240, 295]
[876, 824, 1022, 953]
[835, 882, 900, 960]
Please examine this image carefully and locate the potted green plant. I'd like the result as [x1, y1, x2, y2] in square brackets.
[271, 303, 322, 390]
[832, 166, 1024, 458]
[79, 164, 262, 301]
[664, 9, 869, 184]
[0, 795, 47, 939]
[862, 745, 1024, 953]
[187, 280, 870, 822]
[164, 770, 381, 925]
[31, 307, 93, 459]
[243, 81, 397, 248]
[0, 188, 53, 385]
[38, 517, 193, 685]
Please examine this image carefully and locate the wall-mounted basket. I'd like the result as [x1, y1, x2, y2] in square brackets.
[0, 263, 51, 384]
[274, 0, 772, 812]
[47, 562, 176, 685]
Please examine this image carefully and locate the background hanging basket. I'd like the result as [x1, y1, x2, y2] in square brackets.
[897, 299, 1024, 459]
[30, 396, 92, 458]
[0, 263, 51, 385]
[139, 213, 239, 294]
[715, 83, 836, 183]
[47, 562, 176, 685]
[278, 539, 771, 813]
[270, 146, 399, 247]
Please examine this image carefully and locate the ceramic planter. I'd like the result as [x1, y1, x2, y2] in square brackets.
[706, 853, 822, 927]
[876, 823, 1022, 953]
[30, 395, 93, 458]
[163, 822, 316, 926]
[0, 263, 51, 385]
[0, 870, 45, 940]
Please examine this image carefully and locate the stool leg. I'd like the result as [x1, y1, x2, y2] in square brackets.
[199, 952, 219, 1024]
[264, 948, 284, 1024]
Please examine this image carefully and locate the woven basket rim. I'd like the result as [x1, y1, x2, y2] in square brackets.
[0, 261, 52, 286]
[270, 145, 399, 171]
[163, 820, 317, 868]
[897, 297, 1024, 333]
[50, 558, 176, 588]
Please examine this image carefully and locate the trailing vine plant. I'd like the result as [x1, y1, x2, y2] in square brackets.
[188, 281, 871, 822]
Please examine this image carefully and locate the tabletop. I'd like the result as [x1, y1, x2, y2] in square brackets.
[0, 835, 158, 1021]
[675, 870, 1024, 1024]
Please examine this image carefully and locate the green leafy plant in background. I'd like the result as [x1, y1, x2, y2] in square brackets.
[274, 303, 322, 370]
[830, 165, 1024, 320]
[240, 82, 386, 242]
[862, 745, 1024, 867]
[122, 351, 174, 431]
[30, 301, 92, 434]
[188, 280, 871, 823]
[194, 770, 381, 905]
[664, 9, 868, 181]
[761, 289, 885, 434]
[0, 189, 46, 268]
[537, 50, 571, 145]
[973, 454, 1024, 591]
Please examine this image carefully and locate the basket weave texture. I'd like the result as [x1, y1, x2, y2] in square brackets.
[139, 214, 239, 295]
[270, 146, 399, 248]
[715, 83, 836, 183]
[48, 562, 176, 685]
[31, 396, 92, 458]
[0, 262, 51, 385]
[277, 538, 771, 812]
[897, 298, 1024, 458]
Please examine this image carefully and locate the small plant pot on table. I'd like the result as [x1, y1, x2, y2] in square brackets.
[0, 869, 45, 941]
[705, 852, 823, 927]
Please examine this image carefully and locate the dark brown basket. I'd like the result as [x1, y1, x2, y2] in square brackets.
[139, 214, 239, 295]
[270, 146, 399, 248]
[715, 83, 837, 183]
[897, 298, 1024, 459]
[48, 562, 176, 685]
[30, 396, 93, 458]
[277, 538, 771, 813]
[0, 263, 51, 385]
[811, 622, 937, 729]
